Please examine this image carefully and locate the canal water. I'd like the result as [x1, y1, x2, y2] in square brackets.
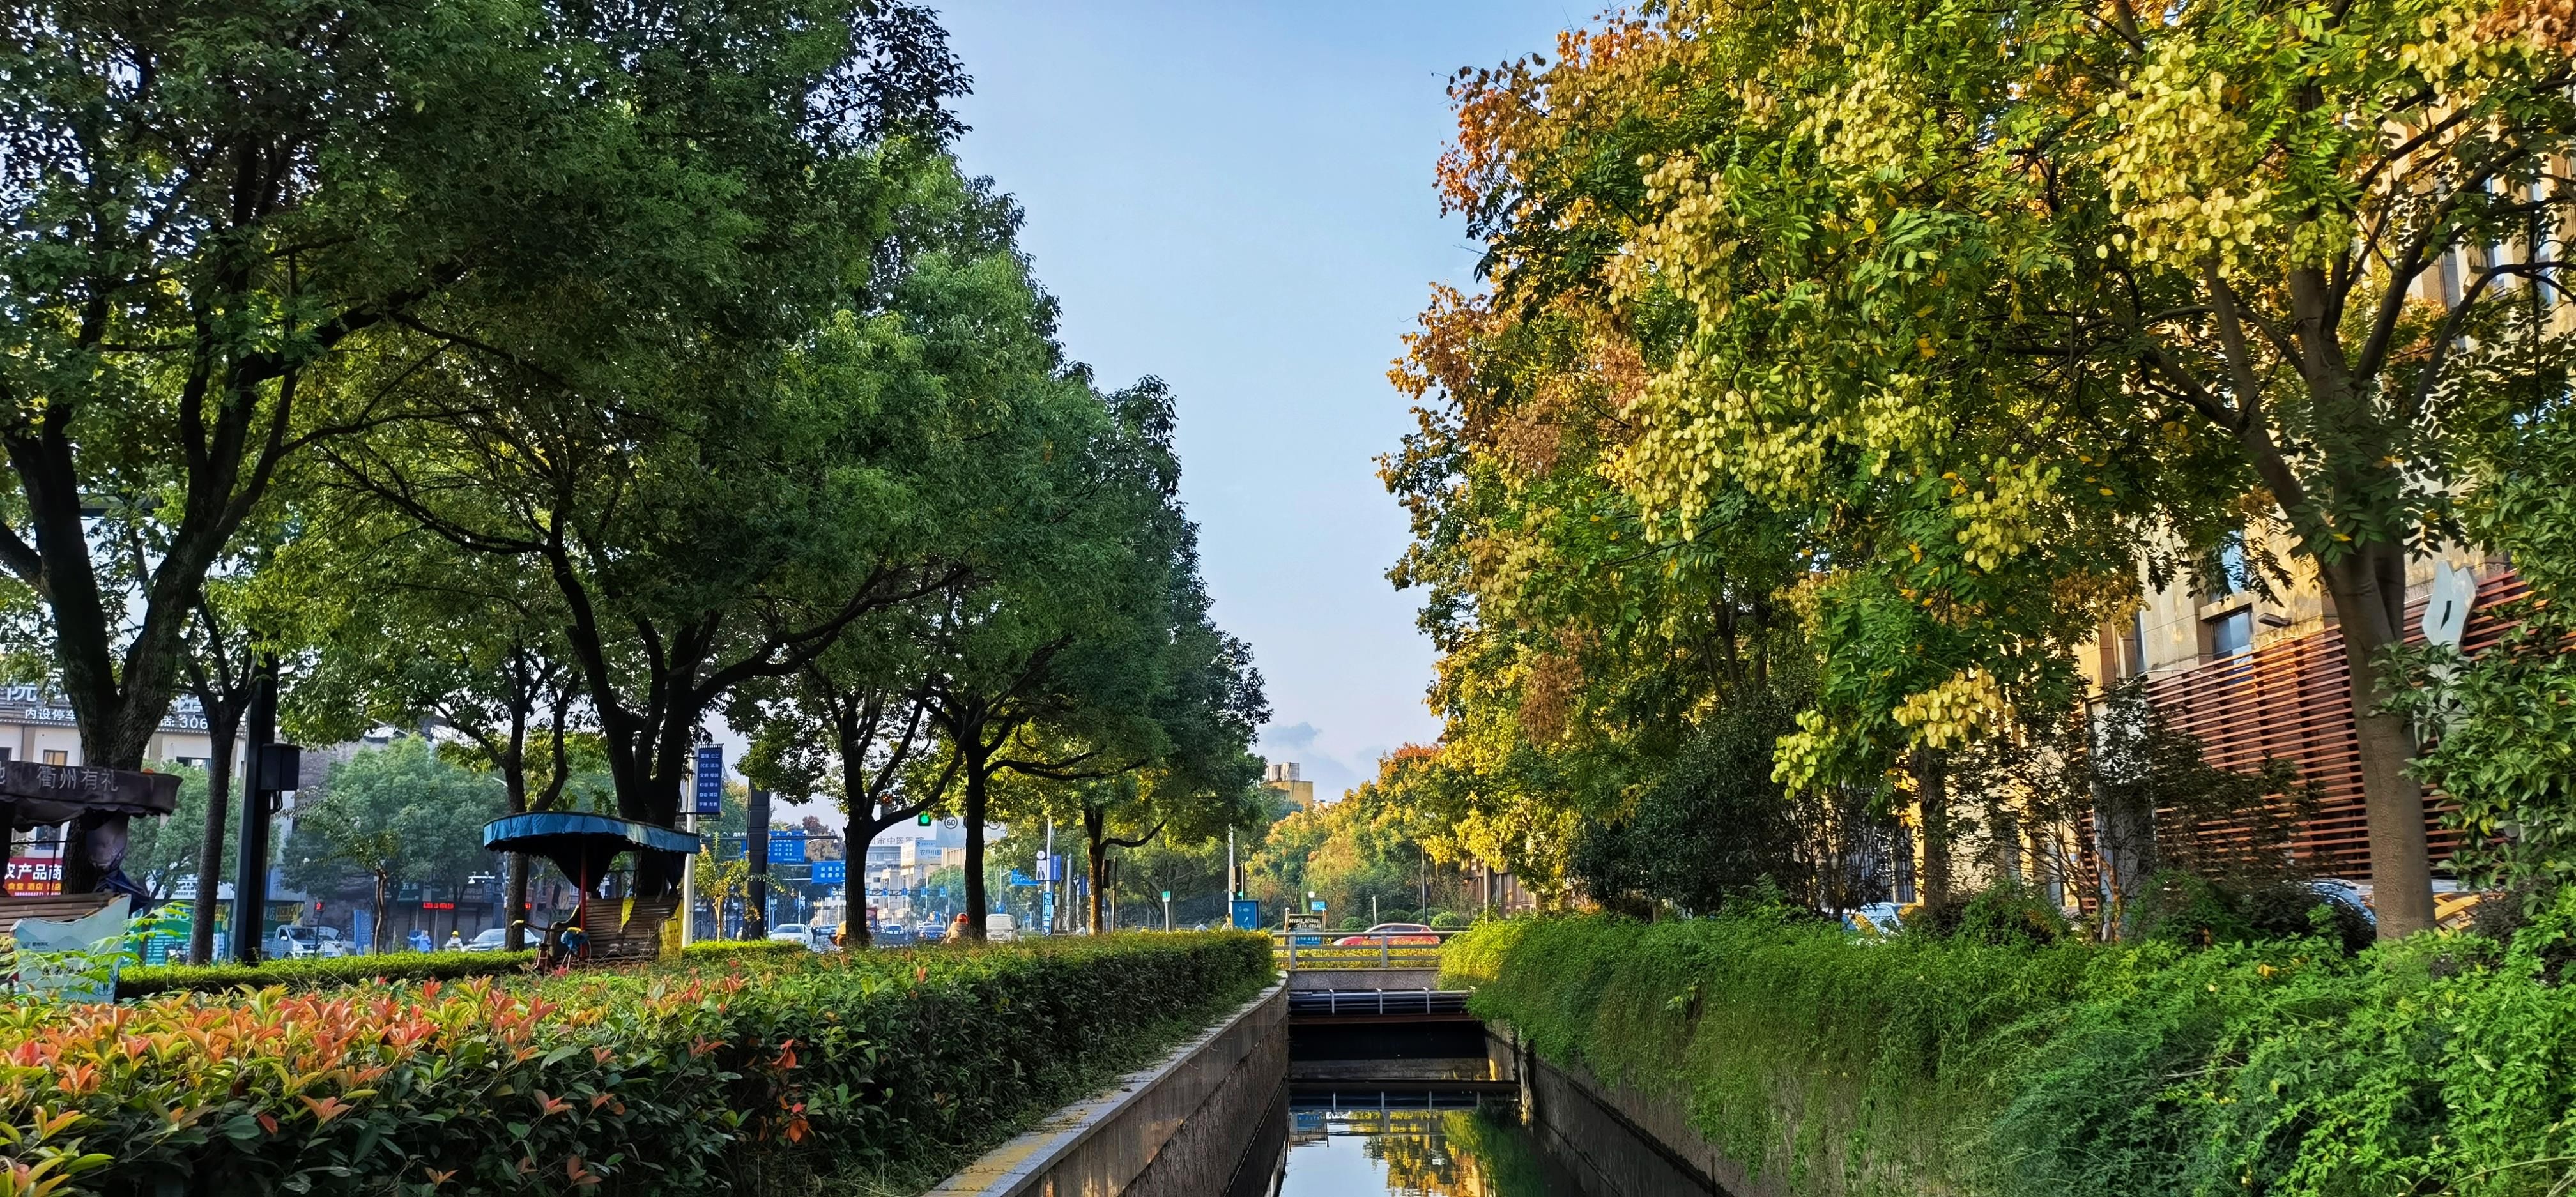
[1271, 1088, 1709, 1197]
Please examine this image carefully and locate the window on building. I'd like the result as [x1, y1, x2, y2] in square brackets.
[0, 747, 13, 762]
[41, 749, 66, 766]
[2115, 611, 2147, 680]
[2204, 532, 2253, 600]
[2207, 608, 2254, 659]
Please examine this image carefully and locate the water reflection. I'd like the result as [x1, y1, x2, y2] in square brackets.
[1280, 1092, 1583, 1196]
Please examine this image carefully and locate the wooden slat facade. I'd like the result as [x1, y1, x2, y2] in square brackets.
[2136, 569, 2526, 875]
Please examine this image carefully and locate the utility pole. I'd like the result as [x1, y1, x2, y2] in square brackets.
[228, 657, 293, 966]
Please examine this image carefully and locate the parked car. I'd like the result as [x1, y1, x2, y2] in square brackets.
[463, 927, 510, 953]
[985, 912, 1018, 943]
[1332, 922, 1438, 947]
[767, 923, 816, 949]
[275, 925, 350, 959]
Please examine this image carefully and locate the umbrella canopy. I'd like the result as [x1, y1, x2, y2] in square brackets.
[482, 812, 699, 892]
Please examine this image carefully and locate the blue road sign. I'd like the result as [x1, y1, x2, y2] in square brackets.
[693, 745, 723, 816]
[812, 860, 845, 885]
[768, 834, 806, 865]
[1008, 868, 1038, 887]
[1231, 899, 1261, 931]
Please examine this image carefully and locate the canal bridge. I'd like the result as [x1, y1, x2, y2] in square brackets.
[1271, 931, 1505, 1088]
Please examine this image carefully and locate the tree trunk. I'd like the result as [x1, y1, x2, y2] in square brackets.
[846, 813, 877, 950]
[189, 703, 244, 963]
[962, 758, 989, 943]
[2324, 553, 2436, 938]
[1085, 806, 1110, 934]
[1914, 749, 1954, 906]
[372, 872, 388, 954]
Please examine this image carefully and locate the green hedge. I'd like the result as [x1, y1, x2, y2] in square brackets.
[1445, 904, 2576, 1197]
[10, 931, 1275, 1196]
[116, 937, 807, 998]
[677, 938, 808, 959]
[117, 950, 540, 998]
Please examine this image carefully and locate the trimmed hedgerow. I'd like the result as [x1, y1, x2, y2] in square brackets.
[116, 936, 808, 998]
[10, 931, 1275, 1196]
[677, 939, 808, 960]
[1445, 903, 2576, 1197]
[117, 950, 540, 998]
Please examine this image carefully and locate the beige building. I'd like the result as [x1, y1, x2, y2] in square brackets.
[1262, 761, 1317, 812]
[0, 683, 243, 772]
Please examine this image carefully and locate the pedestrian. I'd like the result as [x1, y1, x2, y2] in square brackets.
[445, 929, 464, 951]
[410, 927, 433, 953]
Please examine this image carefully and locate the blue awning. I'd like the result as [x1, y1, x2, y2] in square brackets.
[482, 813, 700, 894]
[484, 812, 700, 857]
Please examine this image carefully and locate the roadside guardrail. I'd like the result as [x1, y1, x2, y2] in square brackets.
[1269, 928, 1459, 970]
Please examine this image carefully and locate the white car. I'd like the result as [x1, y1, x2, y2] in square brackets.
[767, 923, 816, 949]
[275, 925, 350, 959]
[985, 913, 1017, 943]
[463, 927, 510, 953]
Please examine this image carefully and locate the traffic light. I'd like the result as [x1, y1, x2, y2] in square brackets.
[916, 812, 931, 826]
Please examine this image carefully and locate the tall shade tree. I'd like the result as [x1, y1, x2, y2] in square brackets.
[0, 0, 963, 890]
[922, 380, 1268, 939]
[1428, 1, 2575, 934]
[282, 736, 503, 950]
[730, 609, 953, 949]
[277, 518, 586, 950]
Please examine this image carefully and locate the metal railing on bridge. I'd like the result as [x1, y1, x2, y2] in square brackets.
[1286, 988, 1471, 1017]
[1270, 928, 1457, 970]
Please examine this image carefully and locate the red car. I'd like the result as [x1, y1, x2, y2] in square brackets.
[1333, 922, 1439, 946]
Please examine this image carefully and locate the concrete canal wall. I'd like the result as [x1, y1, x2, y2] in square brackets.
[1498, 1027, 1783, 1197]
[927, 982, 1287, 1197]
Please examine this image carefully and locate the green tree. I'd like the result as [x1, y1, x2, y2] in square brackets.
[0, 0, 963, 891]
[922, 379, 1266, 939]
[321, 148, 1082, 903]
[278, 524, 586, 949]
[121, 765, 226, 903]
[283, 738, 503, 950]
[2396, 394, 2576, 908]
[1421, 1, 2575, 934]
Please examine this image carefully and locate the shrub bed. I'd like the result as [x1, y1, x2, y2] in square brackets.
[116, 950, 541, 998]
[1445, 904, 2576, 1197]
[115, 938, 809, 999]
[10, 931, 1274, 1196]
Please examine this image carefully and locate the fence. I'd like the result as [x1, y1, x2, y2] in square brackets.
[1269, 929, 1457, 970]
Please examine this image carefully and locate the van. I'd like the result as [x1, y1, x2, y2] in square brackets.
[985, 913, 1017, 943]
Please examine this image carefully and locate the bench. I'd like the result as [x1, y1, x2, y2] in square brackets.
[577, 895, 678, 963]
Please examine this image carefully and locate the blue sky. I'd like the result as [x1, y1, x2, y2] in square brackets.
[933, 1, 1581, 802]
